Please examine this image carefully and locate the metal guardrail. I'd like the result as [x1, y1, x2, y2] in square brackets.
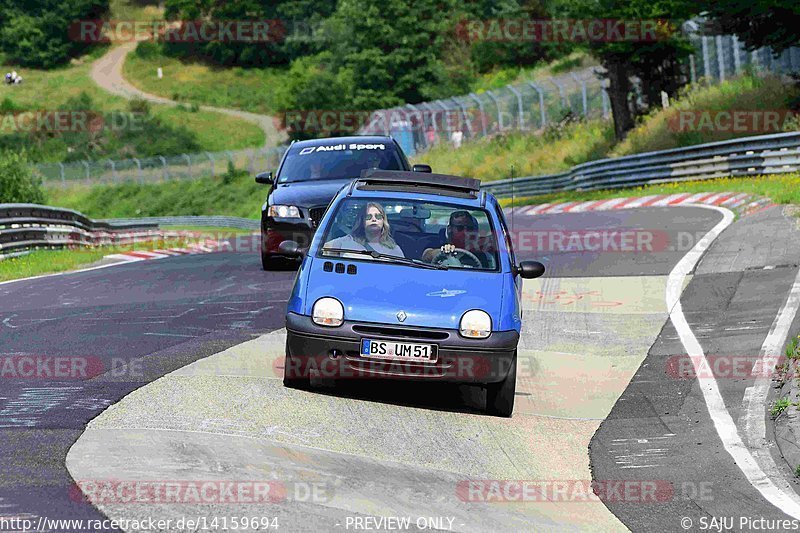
[100, 216, 259, 231]
[0, 204, 161, 259]
[482, 132, 800, 198]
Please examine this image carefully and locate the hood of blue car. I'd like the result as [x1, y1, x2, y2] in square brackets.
[304, 260, 505, 330]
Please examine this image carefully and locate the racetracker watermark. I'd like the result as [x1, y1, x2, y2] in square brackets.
[69, 20, 286, 43]
[456, 480, 677, 503]
[457, 480, 715, 504]
[277, 353, 522, 382]
[509, 229, 669, 253]
[0, 356, 104, 380]
[0, 111, 145, 133]
[667, 110, 798, 134]
[0, 355, 151, 380]
[70, 480, 333, 505]
[280, 109, 493, 137]
[665, 355, 786, 380]
[455, 19, 675, 43]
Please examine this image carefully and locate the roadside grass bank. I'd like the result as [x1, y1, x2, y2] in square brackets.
[155, 226, 256, 235]
[0, 49, 265, 162]
[110, 0, 164, 21]
[123, 47, 596, 117]
[124, 45, 287, 116]
[417, 74, 799, 182]
[0, 238, 191, 282]
[497, 173, 800, 208]
[470, 52, 598, 93]
[48, 170, 264, 220]
[415, 119, 615, 181]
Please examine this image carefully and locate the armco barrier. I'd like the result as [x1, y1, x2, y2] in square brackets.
[0, 204, 160, 259]
[99, 216, 259, 231]
[482, 132, 800, 198]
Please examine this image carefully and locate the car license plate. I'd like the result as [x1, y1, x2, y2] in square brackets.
[360, 339, 437, 362]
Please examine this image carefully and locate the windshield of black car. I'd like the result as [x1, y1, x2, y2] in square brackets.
[277, 142, 404, 183]
[316, 197, 500, 271]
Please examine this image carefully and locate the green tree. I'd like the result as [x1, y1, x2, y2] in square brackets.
[0, 151, 45, 204]
[324, 0, 461, 109]
[698, 0, 800, 54]
[460, 0, 573, 73]
[0, 0, 109, 68]
[163, 0, 336, 67]
[556, 0, 699, 140]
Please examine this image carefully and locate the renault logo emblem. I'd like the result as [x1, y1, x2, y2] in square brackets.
[396, 311, 407, 322]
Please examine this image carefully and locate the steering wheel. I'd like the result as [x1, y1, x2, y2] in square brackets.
[431, 248, 482, 268]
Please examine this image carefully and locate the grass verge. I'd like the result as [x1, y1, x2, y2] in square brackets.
[0, 49, 265, 161]
[469, 52, 598, 93]
[0, 238, 189, 282]
[159, 225, 256, 235]
[110, 0, 164, 21]
[48, 170, 265, 219]
[124, 46, 286, 116]
[498, 173, 800, 208]
[415, 120, 615, 182]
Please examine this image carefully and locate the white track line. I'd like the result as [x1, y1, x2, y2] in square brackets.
[743, 266, 800, 502]
[667, 204, 800, 519]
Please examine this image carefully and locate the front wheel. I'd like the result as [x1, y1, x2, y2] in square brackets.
[485, 352, 516, 417]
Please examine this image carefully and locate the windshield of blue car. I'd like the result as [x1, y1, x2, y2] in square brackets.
[317, 198, 500, 271]
[277, 142, 404, 183]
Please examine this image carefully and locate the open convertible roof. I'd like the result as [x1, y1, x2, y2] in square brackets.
[353, 169, 482, 199]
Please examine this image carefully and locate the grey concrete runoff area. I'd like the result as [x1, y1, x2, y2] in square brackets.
[1, 204, 800, 532]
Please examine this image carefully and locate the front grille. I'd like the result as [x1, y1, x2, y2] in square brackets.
[308, 207, 326, 228]
[352, 324, 449, 341]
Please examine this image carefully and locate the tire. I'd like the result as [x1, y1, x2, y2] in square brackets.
[283, 339, 310, 389]
[485, 352, 516, 417]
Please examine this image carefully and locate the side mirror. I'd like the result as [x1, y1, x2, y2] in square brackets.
[278, 240, 306, 258]
[515, 261, 545, 279]
[412, 164, 432, 173]
[255, 171, 273, 185]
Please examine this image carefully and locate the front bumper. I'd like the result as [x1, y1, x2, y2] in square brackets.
[262, 220, 315, 256]
[284, 313, 518, 384]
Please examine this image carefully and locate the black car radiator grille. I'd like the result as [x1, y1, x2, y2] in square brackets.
[308, 207, 326, 228]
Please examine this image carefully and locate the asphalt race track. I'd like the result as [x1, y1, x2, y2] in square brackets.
[3, 204, 800, 532]
[0, 254, 296, 529]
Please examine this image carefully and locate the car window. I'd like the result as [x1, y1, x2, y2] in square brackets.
[317, 197, 500, 271]
[277, 142, 404, 183]
[495, 204, 516, 268]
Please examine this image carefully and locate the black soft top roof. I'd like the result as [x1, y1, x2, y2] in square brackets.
[355, 169, 481, 198]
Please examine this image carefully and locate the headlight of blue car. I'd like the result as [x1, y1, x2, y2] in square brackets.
[312, 297, 344, 327]
[459, 310, 492, 339]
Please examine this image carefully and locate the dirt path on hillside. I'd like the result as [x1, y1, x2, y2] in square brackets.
[90, 42, 286, 148]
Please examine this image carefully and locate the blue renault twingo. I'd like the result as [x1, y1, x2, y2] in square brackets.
[277, 170, 544, 417]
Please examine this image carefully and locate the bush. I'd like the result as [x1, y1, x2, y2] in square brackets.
[134, 40, 161, 59]
[0, 97, 20, 112]
[0, 151, 45, 204]
[128, 97, 152, 116]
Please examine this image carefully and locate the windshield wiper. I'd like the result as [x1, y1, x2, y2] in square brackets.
[321, 247, 448, 270]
